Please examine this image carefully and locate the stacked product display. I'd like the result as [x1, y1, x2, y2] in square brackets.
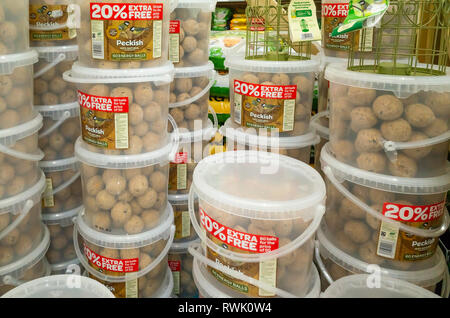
[0, 0, 49, 295]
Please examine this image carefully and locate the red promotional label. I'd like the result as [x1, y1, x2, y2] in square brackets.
[249, 18, 265, 31]
[322, 3, 349, 18]
[200, 208, 279, 253]
[169, 20, 180, 34]
[382, 201, 445, 223]
[78, 91, 129, 113]
[172, 152, 188, 164]
[168, 260, 181, 272]
[90, 3, 163, 20]
[234, 80, 297, 100]
[83, 244, 139, 273]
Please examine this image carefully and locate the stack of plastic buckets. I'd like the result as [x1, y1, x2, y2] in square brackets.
[62, 0, 178, 298]
[0, 1, 52, 295]
[167, 0, 218, 298]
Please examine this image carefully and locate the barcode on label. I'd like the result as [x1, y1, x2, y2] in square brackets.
[376, 221, 399, 259]
[377, 240, 395, 259]
[92, 42, 104, 59]
[234, 94, 242, 125]
[301, 33, 313, 40]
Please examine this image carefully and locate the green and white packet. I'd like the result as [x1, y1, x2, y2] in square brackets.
[288, 0, 321, 42]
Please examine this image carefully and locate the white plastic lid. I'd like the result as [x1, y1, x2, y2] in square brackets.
[174, 120, 217, 144]
[42, 205, 82, 226]
[39, 156, 78, 172]
[317, 223, 447, 288]
[0, 113, 43, 147]
[225, 55, 321, 74]
[221, 118, 320, 149]
[0, 171, 46, 214]
[0, 50, 39, 75]
[34, 45, 79, 62]
[325, 62, 450, 98]
[64, 61, 174, 84]
[50, 258, 81, 274]
[320, 142, 450, 194]
[2, 275, 115, 298]
[321, 274, 440, 298]
[35, 102, 79, 119]
[170, 238, 200, 254]
[0, 226, 50, 280]
[310, 112, 329, 140]
[76, 204, 174, 249]
[320, 55, 347, 71]
[192, 256, 321, 298]
[75, 136, 173, 169]
[192, 150, 326, 220]
[176, 0, 217, 11]
[174, 61, 215, 78]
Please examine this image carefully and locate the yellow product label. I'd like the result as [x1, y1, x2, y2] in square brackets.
[168, 152, 188, 191]
[288, 0, 321, 42]
[42, 178, 54, 208]
[89, 3, 164, 61]
[29, 4, 77, 41]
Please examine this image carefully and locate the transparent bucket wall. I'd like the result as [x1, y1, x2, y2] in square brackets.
[169, 251, 198, 298]
[39, 116, 80, 160]
[42, 169, 82, 214]
[171, 199, 198, 242]
[0, 0, 29, 55]
[46, 222, 77, 264]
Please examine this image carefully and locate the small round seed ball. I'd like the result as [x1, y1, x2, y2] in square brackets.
[344, 220, 371, 243]
[102, 169, 122, 183]
[274, 220, 293, 236]
[183, 19, 199, 35]
[96, 190, 115, 210]
[91, 213, 112, 233]
[134, 84, 154, 106]
[347, 87, 377, 106]
[0, 22, 18, 43]
[424, 92, 450, 117]
[14, 234, 33, 256]
[124, 136, 143, 154]
[83, 165, 99, 179]
[101, 248, 119, 259]
[350, 107, 378, 132]
[241, 73, 259, 84]
[356, 152, 386, 173]
[185, 104, 201, 120]
[355, 129, 384, 153]
[402, 132, 433, 159]
[120, 248, 140, 260]
[129, 103, 144, 125]
[51, 234, 68, 250]
[111, 202, 133, 227]
[89, 84, 110, 96]
[182, 36, 197, 53]
[175, 78, 193, 93]
[335, 232, 358, 254]
[41, 92, 59, 105]
[61, 120, 79, 139]
[86, 176, 104, 196]
[332, 97, 353, 120]
[1, 228, 20, 246]
[110, 87, 133, 104]
[388, 154, 418, 177]
[34, 78, 48, 95]
[372, 95, 404, 120]
[0, 213, 10, 232]
[49, 77, 67, 94]
[369, 188, 396, 204]
[423, 118, 448, 137]
[330, 140, 354, 162]
[359, 241, 386, 266]
[291, 75, 313, 94]
[129, 175, 149, 197]
[405, 103, 436, 128]
[142, 210, 160, 229]
[124, 215, 145, 234]
[381, 119, 412, 142]
[49, 132, 65, 151]
[7, 177, 26, 196]
[0, 246, 14, 265]
[150, 171, 167, 192]
[105, 174, 127, 195]
[143, 102, 162, 122]
[339, 198, 366, 219]
[271, 73, 290, 86]
[0, 163, 15, 184]
[138, 189, 157, 209]
[366, 207, 382, 230]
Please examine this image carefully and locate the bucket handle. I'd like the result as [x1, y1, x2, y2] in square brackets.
[170, 70, 217, 108]
[188, 185, 325, 263]
[322, 165, 450, 238]
[0, 142, 45, 162]
[0, 200, 34, 242]
[73, 220, 175, 284]
[188, 242, 298, 298]
[310, 111, 330, 136]
[39, 111, 72, 139]
[170, 0, 179, 13]
[313, 240, 334, 285]
[34, 53, 67, 79]
[51, 171, 81, 196]
[167, 114, 181, 162]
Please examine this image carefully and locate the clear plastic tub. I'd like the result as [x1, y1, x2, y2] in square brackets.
[315, 224, 450, 297]
[34, 46, 78, 106]
[221, 118, 320, 163]
[189, 150, 326, 297]
[51, 258, 84, 275]
[39, 157, 82, 215]
[0, 171, 46, 268]
[64, 62, 174, 154]
[37, 102, 80, 160]
[74, 207, 175, 298]
[0, 225, 50, 296]
[42, 205, 82, 266]
[169, 0, 217, 67]
[29, 1, 78, 47]
[76, 0, 172, 69]
[318, 56, 346, 114]
[311, 111, 330, 177]
[225, 55, 320, 137]
[0, 50, 38, 129]
[320, 142, 450, 270]
[321, 274, 440, 298]
[0, 0, 29, 54]
[169, 122, 216, 196]
[2, 274, 115, 298]
[192, 245, 321, 298]
[325, 62, 450, 178]
[75, 137, 174, 235]
[0, 114, 44, 201]
[168, 239, 199, 298]
[169, 62, 217, 132]
[169, 194, 198, 243]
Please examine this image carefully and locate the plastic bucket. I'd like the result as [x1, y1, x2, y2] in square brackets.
[189, 150, 326, 297]
[169, 193, 198, 243]
[51, 258, 84, 276]
[221, 118, 320, 164]
[320, 142, 450, 269]
[0, 1, 29, 55]
[170, 0, 218, 67]
[325, 62, 450, 178]
[225, 55, 320, 137]
[311, 111, 330, 177]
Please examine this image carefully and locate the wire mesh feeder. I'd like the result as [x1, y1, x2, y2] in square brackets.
[245, 0, 313, 61]
[347, 0, 450, 76]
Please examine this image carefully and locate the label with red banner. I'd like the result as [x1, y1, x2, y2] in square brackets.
[84, 243, 139, 273]
[382, 201, 445, 223]
[233, 80, 297, 132]
[168, 260, 181, 272]
[169, 20, 181, 63]
[168, 260, 181, 294]
[322, 3, 349, 18]
[200, 208, 279, 253]
[89, 3, 163, 61]
[169, 20, 180, 34]
[172, 152, 188, 164]
[29, 4, 77, 41]
[249, 18, 265, 31]
[78, 90, 129, 150]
